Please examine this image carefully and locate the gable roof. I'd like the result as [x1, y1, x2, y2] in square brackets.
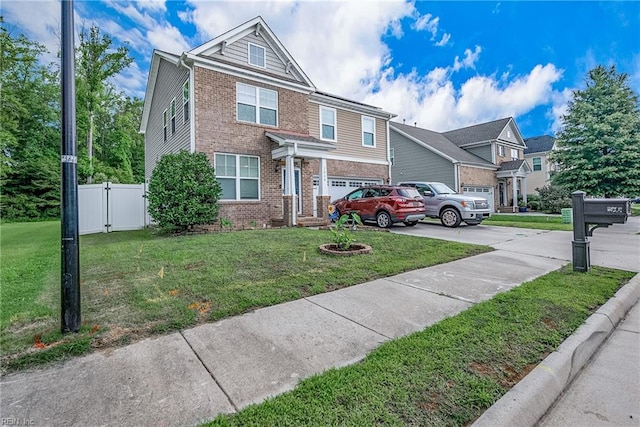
[442, 117, 513, 146]
[390, 122, 496, 168]
[524, 135, 555, 155]
[187, 16, 314, 90]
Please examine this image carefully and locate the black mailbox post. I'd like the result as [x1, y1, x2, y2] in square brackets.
[571, 191, 630, 272]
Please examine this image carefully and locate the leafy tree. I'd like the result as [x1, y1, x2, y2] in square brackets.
[536, 184, 571, 214]
[0, 21, 61, 220]
[147, 152, 222, 233]
[550, 65, 640, 197]
[76, 25, 133, 183]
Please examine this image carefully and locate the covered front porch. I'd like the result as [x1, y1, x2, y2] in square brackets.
[496, 160, 532, 213]
[266, 131, 336, 227]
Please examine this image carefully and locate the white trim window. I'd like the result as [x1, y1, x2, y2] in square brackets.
[162, 109, 167, 142]
[248, 42, 266, 68]
[320, 106, 337, 141]
[236, 83, 278, 126]
[362, 116, 376, 147]
[532, 157, 542, 171]
[498, 145, 505, 157]
[182, 81, 189, 123]
[215, 153, 260, 200]
[170, 98, 176, 134]
[511, 148, 519, 160]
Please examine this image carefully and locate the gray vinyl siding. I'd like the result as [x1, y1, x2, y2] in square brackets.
[308, 104, 387, 162]
[390, 131, 455, 188]
[145, 58, 191, 179]
[466, 145, 492, 163]
[210, 33, 306, 84]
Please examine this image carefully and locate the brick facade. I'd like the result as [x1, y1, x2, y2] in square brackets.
[193, 67, 310, 229]
[459, 165, 499, 210]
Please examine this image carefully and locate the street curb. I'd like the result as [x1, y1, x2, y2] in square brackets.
[472, 273, 640, 427]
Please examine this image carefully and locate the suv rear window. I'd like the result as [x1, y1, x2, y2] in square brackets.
[397, 188, 422, 198]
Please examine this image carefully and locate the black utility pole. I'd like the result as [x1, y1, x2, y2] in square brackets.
[61, 0, 81, 332]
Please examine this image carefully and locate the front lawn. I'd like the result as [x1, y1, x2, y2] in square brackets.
[0, 222, 490, 372]
[483, 214, 573, 231]
[208, 265, 634, 426]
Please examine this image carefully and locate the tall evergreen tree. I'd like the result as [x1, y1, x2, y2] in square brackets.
[550, 65, 640, 197]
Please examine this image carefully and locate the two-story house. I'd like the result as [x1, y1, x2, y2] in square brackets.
[390, 117, 531, 212]
[140, 16, 395, 228]
[523, 135, 556, 194]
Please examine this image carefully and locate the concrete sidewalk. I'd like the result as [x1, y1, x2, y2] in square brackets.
[1, 218, 638, 426]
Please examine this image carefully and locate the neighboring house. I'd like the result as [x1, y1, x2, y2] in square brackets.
[390, 117, 532, 212]
[140, 16, 395, 228]
[523, 135, 556, 193]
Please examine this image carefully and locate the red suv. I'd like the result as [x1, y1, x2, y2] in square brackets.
[330, 185, 426, 228]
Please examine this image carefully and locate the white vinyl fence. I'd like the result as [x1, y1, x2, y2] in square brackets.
[78, 182, 148, 235]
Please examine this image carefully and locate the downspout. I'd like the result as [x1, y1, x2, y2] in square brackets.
[291, 142, 298, 226]
[386, 119, 392, 184]
[454, 162, 459, 191]
[178, 53, 195, 153]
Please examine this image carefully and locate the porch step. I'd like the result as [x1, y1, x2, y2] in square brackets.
[296, 216, 329, 228]
[271, 218, 286, 228]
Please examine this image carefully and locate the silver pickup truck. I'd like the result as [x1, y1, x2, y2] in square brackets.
[397, 181, 491, 227]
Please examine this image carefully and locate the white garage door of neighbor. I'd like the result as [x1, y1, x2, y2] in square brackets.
[313, 177, 383, 216]
[462, 186, 495, 212]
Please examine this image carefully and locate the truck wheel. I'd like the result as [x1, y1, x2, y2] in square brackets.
[376, 211, 392, 228]
[440, 208, 461, 228]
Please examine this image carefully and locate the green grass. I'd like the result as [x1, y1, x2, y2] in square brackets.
[631, 203, 640, 217]
[207, 265, 634, 427]
[483, 214, 574, 231]
[0, 221, 490, 371]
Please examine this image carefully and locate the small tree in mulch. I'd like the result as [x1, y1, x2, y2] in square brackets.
[147, 151, 222, 233]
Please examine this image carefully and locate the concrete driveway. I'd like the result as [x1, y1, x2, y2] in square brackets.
[392, 216, 640, 273]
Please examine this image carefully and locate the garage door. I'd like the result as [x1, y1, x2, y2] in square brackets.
[462, 186, 495, 212]
[313, 177, 383, 215]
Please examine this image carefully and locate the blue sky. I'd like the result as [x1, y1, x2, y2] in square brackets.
[3, 0, 639, 138]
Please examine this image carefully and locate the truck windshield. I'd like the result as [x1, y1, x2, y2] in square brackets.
[430, 183, 457, 195]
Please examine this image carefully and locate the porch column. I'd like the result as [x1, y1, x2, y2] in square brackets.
[318, 158, 328, 196]
[285, 154, 296, 226]
[512, 175, 518, 211]
[522, 177, 528, 204]
[316, 157, 330, 222]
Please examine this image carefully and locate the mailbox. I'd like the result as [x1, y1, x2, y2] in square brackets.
[571, 191, 630, 272]
[583, 198, 630, 225]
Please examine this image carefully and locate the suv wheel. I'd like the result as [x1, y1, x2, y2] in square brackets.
[376, 211, 392, 228]
[440, 208, 461, 228]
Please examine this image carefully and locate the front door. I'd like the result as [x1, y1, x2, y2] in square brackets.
[282, 168, 302, 213]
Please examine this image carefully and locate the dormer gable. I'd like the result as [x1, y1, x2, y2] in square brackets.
[497, 118, 526, 148]
[187, 16, 314, 89]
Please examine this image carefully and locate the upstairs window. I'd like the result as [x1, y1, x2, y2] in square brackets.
[236, 83, 278, 126]
[362, 116, 375, 147]
[182, 81, 189, 123]
[533, 157, 542, 171]
[511, 148, 519, 160]
[170, 98, 176, 134]
[498, 145, 505, 157]
[162, 109, 167, 142]
[248, 43, 266, 68]
[320, 106, 336, 141]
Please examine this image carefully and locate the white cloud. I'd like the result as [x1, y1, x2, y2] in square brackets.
[364, 63, 564, 132]
[411, 11, 450, 46]
[412, 13, 439, 37]
[452, 46, 482, 71]
[435, 33, 451, 47]
[1, 0, 62, 65]
[547, 87, 573, 134]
